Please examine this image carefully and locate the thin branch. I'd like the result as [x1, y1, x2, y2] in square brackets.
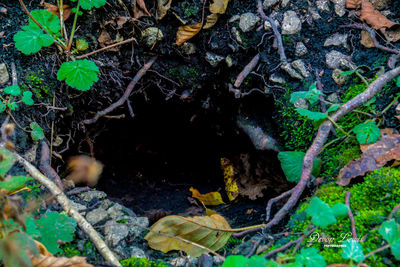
[76, 37, 137, 59]
[83, 56, 157, 125]
[388, 204, 400, 221]
[345, 192, 357, 240]
[265, 188, 294, 222]
[364, 244, 390, 259]
[234, 53, 260, 88]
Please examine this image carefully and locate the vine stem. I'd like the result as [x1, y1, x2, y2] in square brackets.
[67, 0, 80, 52]
[76, 37, 137, 59]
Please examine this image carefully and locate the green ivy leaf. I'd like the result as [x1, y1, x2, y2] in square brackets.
[341, 239, 364, 262]
[57, 60, 99, 91]
[7, 102, 18, 111]
[296, 108, 327, 121]
[29, 10, 61, 35]
[22, 91, 34, 106]
[14, 27, 54, 55]
[306, 197, 348, 229]
[352, 121, 380, 145]
[294, 248, 326, 267]
[290, 82, 323, 105]
[0, 148, 15, 178]
[0, 176, 33, 193]
[30, 122, 45, 141]
[326, 104, 340, 113]
[379, 220, 400, 259]
[278, 151, 321, 182]
[32, 211, 77, 254]
[331, 203, 349, 217]
[70, 0, 107, 10]
[4, 85, 21, 96]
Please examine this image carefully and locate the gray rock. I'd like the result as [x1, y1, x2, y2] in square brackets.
[294, 98, 309, 109]
[327, 92, 341, 103]
[370, 0, 392, 10]
[263, 19, 280, 31]
[79, 190, 107, 202]
[100, 199, 114, 210]
[128, 216, 149, 237]
[263, 0, 280, 9]
[269, 73, 286, 84]
[308, 7, 322, 20]
[281, 0, 290, 7]
[316, 0, 330, 11]
[295, 42, 308, 57]
[181, 42, 196, 55]
[282, 11, 302, 35]
[281, 62, 303, 80]
[331, 0, 346, 17]
[86, 207, 108, 225]
[128, 247, 146, 258]
[108, 203, 129, 221]
[395, 103, 400, 114]
[104, 220, 129, 247]
[325, 50, 354, 69]
[23, 143, 38, 163]
[141, 27, 163, 47]
[169, 256, 198, 267]
[324, 33, 348, 49]
[239, 13, 260, 32]
[213, 256, 224, 266]
[331, 69, 347, 86]
[228, 15, 240, 23]
[71, 201, 87, 215]
[0, 63, 9, 85]
[291, 60, 310, 78]
[205, 52, 224, 67]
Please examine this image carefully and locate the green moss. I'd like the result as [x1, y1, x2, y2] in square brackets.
[21, 70, 52, 99]
[167, 66, 199, 89]
[286, 167, 400, 266]
[121, 257, 168, 267]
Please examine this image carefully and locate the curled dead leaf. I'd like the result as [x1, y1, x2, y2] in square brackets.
[145, 214, 232, 256]
[189, 187, 225, 206]
[43, 3, 72, 21]
[176, 22, 203, 46]
[156, 0, 172, 20]
[204, 13, 220, 30]
[98, 30, 119, 51]
[360, 0, 396, 30]
[133, 0, 151, 19]
[345, 0, 361, 9]
[337, 129, 400, 186]
[66, 155, 103, 187]
[209, 0, 230, 14]
[360, 30, 375, 48]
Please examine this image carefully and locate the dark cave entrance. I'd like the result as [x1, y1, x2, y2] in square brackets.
[84, 87, 289, 227]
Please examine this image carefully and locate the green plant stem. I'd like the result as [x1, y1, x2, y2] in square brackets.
[353, 109, 374, 117]
[382, 94, 400, 114]
[363, 244, 390, 260]
[67, 0, 81, 52]
[327, 116, 352, 137]
[355, 69, 369, 87]
[320, 136, 346, 152]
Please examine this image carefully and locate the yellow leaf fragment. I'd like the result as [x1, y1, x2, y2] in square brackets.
[156, 0, 172, 20]
[145, 214, 232, 257]
[190, 187, 225, 206]
[204, 13, 220, 30]
[220, 158, 239, 201]
[209, 0, 230, 14]
[176, 22, 203, 46]
[206, 208, 217, 216]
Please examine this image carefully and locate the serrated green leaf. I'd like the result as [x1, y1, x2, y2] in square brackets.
[290, 91, 310, 104]
[295, 248, 326, 267]
[352, 121, 380, 145]
[0, 148, 15, 178]
[296, 108, 327, 121]
[22, 91, 34, 106]
[57, 60, 99, 91]
[29, 10, 60, 35]
[331, 203, 349, 217]
[326, 104, 340, 113]
[14, 27, 54, 55]
[71, 0, 107, 10]
[33, 211, 76, 254]
[306, 197, 337, 228]
[0, 176, 32, 193]
[30, 122, 44, 141]
[25, 216, 41, 239]
[379, 220, 400, 259]
[290, 82, 323, 105]
[4, 85, 21, 96]
[278, 151, 322, 182]
[341, 239, 364, 262]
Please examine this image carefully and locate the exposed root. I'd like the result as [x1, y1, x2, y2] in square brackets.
[83, 56, 157, 125]
[345, 192, 357, 240]
[39, 141, 64, 190]
[234, 53, 260, 88]
[234, 66, 400, 237]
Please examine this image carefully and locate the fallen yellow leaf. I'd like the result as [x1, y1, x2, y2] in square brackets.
[220, 158, 239, 201]
[189, 187, 225, 206]
[176, 22, 203, 46]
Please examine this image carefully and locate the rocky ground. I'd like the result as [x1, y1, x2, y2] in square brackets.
[1, 0, 400, 266]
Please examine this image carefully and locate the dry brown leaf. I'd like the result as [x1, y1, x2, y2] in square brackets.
[189, 187, 225, 206]
[31, 255, 93, 267]
[156, 0, 172, 20]
[133, 0, 151, 19]
[43, 3, 72, 21]
[203, 13, 220, 30]
[381, 26, 400, 43]
[360, 0, 396, 30]
[144, 214, 232, 256]
[360, 30, 375, 48]
[97, 30, 119, 51]
[176, 22, 203, 46]
[66, 155, 103, 187]
[34, 240, 52, 256]
[238, 178, 268, 200]
[209, 0, 230, 14]
[337, 129, 400, 186]
[345, 0, 361, 9]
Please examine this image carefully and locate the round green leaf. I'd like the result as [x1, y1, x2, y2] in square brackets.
[22, 91, 34, 106]
[30, 122, 44, 141]
[29, 10, 61, 35]
[352, 121, 380, 144]
[295, 248, 326, 267]
[4, 85, 21, 96]
[278, 151, 322, 182]
[14, 27, 54, 55]
[341, 239, 364, 263]
[57, 60, 99, 91]
[70, 0, 107, 10]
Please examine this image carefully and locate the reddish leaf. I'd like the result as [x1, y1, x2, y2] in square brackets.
[43, 2, 72, 21]
[133, 0, 151, 19]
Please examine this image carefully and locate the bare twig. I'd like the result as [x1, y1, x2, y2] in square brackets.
[66, 186, 91, 196]
[234, 53, 260, 88]
[388, 204, 400, 221]
[83, 56, 157, 124]
[265, 188, 294, 222]
[234, 66, 400, 237]
[363, 244, 390, 260]
[14, 152, 121, 266]
[76, 37, 137, 59]
[345, 192, 357, 240]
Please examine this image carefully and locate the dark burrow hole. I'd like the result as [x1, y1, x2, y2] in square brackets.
[81, 90, 289, 227]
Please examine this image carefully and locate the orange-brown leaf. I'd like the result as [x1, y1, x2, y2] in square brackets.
[31, 255, 93, 267]
[203, 13, 219, 30]
[133, 0, 151, 19]
[176, 22, 202, 46]
[189, 187, 225, 206]
[44, 3, 72, 21]
[345, 0, 361, 9]
[360, 0, 396, 30]
[360, 30, 375, 48]
[337, 129, 400, 186]
[209, 0, 230, 14]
